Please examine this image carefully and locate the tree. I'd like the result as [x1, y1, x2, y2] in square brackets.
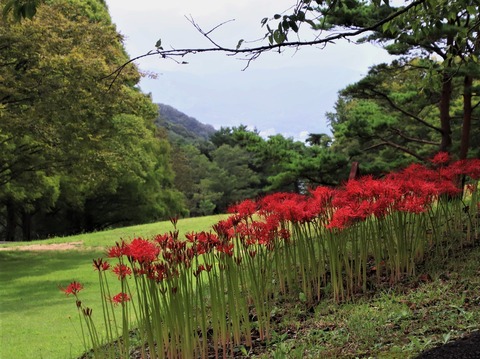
[2, 0, 42, 20]
[208, 144, 261, 212]
[329, 60, 442, 164]
[0, 0, 184, 240]
[318, 0, 479, 158]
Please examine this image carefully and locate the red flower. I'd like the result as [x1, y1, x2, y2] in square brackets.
[111, 292, 130, 306]
[228, 199, 257, 218]
[61, 281, 84, 296]
[170, 216, 179, 227]
[431, 152, 450, 165]
[93, 258, 110, 271]
[216, 242, 234, 256]
[107, 241, 128, 258]
[449, 159, 480, 180]
[112, 263, 132, 279]
[194, 264, 206, 277]
[126, 237, 159, 264]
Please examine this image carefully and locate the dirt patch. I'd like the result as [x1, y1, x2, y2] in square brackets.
[0, 241, 84, 251]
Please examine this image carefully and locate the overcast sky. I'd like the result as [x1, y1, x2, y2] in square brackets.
[105, 0, 392, 140]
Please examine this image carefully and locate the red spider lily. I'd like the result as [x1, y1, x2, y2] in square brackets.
[308, 186, 334, 215]
[430, 152, 450, 165]
[250, 220, 277, 246]
[327, 200, 374, 230]
[464, 158, 480, 179]
[212, 220, 235, 240]
[395, 194, 429, 214]
[111, 292, 130, 306]
[154, 233, 169, 246]
[126, 237, 159, 264]
[228, 199, 257, 218]
[82, 307, 93, 317]
[92, 258, 110, 271]
[107, 241, 128, 258]
[169, 215, 179, 227]
[196, 232, 220, 254]
[216, 242, 234, 256]
[449, 159, 480, 180]
[61, 281, 84, 296]
[194, 264, 206, 277]
[258, 192, 315, 223]
[112, 263, 132, 279]
[193, 263, 213, 277]
[466, 184, 477, 194]
[146, 263, 169, 282]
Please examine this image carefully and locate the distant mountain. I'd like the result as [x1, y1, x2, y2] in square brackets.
[155, 103, 216, 142]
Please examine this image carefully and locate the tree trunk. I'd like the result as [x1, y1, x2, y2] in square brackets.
[439, 71, 452, 152]
[439, 33, 454, 153]
[5, 199, 16, 241]
[21, 209, 32, 241]
[459, 75, 473, 160]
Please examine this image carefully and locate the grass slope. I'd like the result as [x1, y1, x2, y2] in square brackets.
[0, 214, 478, 359]
[0, 215, 226, 359]
[255, 246, 480, 358]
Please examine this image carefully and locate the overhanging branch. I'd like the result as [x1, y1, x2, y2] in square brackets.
[104, 0, 427, 87]
[364, 138, 425, 161]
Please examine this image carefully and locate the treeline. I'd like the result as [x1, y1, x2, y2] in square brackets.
[169, 125, 350, 217]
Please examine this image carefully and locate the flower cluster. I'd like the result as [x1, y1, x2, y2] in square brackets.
[62, 154, 479, 359]
[60, 281, 83, 296]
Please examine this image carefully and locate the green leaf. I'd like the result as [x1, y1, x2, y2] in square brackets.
[236, 39, 244, 50]
[268, 34, 273, 44]
[466, 6, 476, 14]
[382, 21, 390, 33]
[273, 30, 286, 44]
[289, 21, 299, 33]
[299, 292, 307, 303]
[297, 11, 305, 21]
[274, 14, 281, 20]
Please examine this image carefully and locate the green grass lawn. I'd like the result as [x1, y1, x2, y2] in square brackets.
[0, 214, 226, 359]
[1, 250, 107, 359]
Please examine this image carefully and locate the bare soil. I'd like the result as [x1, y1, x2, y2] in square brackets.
[0, 241, 83, 251]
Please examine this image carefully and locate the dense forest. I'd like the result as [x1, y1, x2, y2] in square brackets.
[1, 0, 478, 241]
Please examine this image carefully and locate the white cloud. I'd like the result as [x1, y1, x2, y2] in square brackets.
[258, 128, 277, 139]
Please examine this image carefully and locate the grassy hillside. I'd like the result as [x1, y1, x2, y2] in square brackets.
[0, 215, 226, 359]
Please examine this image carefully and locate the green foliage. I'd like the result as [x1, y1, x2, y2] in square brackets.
[0, 0, 184, 240]
[2, 0, 40, 20]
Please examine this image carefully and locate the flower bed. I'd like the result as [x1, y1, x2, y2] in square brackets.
[62, 154, 480, 358]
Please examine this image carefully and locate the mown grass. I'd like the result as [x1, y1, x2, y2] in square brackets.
[0, 215, 228, 249]
[0, 215, 226, 359]
[1, 213, 479, 359]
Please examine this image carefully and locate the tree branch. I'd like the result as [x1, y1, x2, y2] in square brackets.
[369, 88, 444, 133]
[103, 0, 427, 86]
[363, 138, 425, 161]
[390, 127, 440, 145]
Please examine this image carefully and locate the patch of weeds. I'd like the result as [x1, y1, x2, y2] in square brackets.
[256, 246, 480, 359]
